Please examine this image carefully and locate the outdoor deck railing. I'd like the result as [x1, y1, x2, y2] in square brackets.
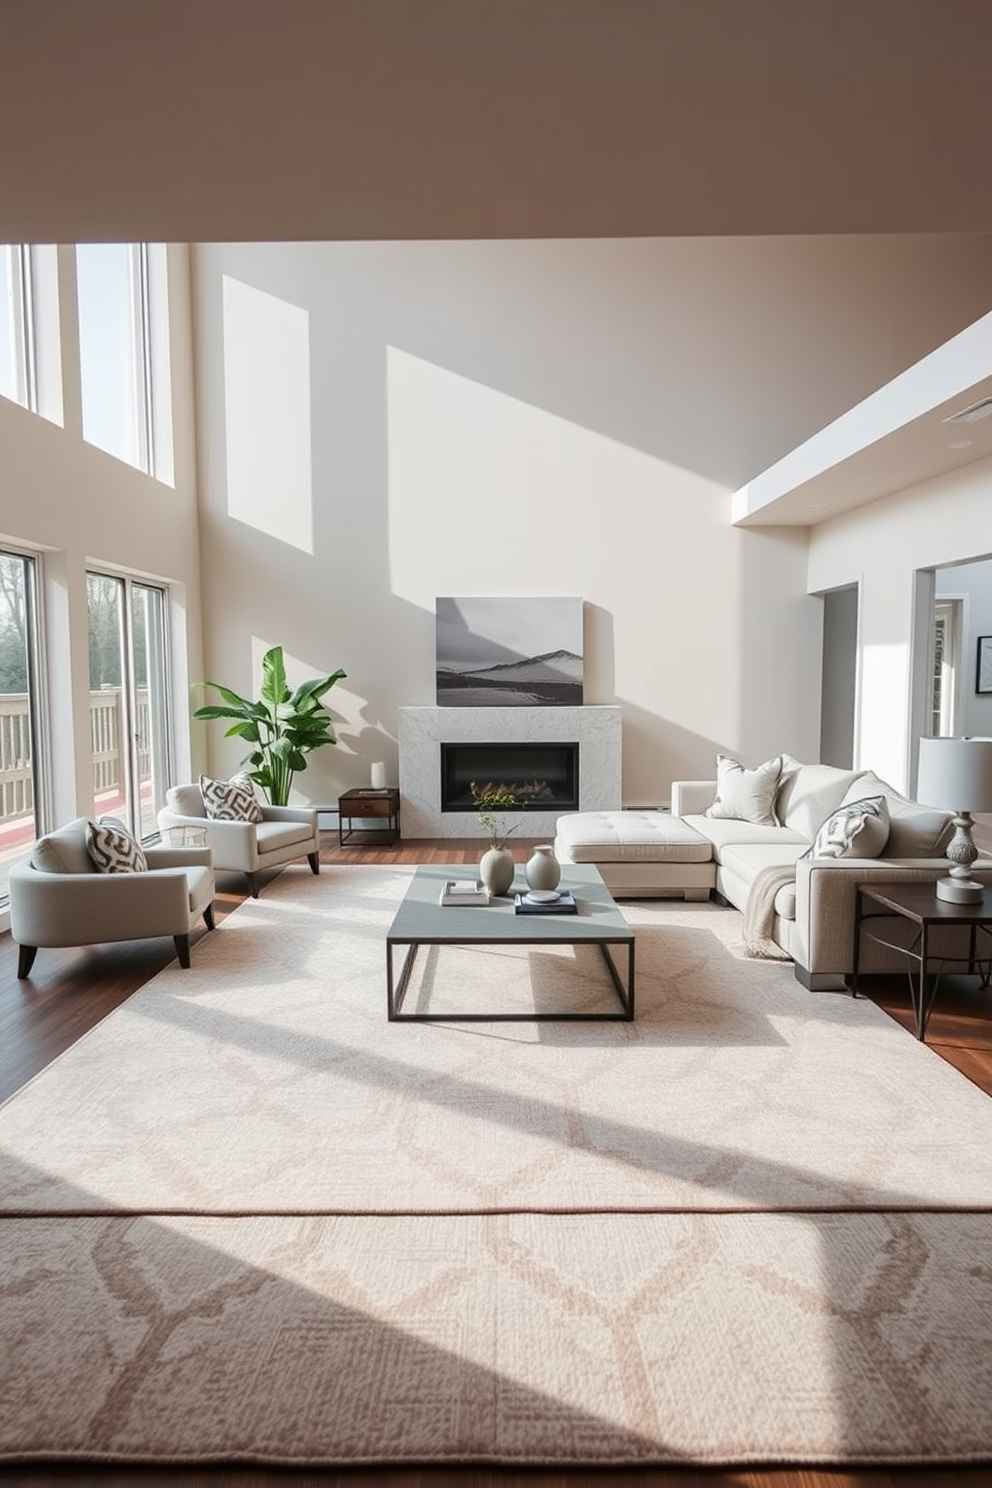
[0, 689, 151, 834]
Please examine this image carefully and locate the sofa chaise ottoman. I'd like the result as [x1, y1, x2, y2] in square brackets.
[554, 754, 992, 990]
[553, 810, 716, 900]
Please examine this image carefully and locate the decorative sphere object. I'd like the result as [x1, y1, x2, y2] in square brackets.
[479, 846, 516, 897]
[525, 845, 561, 893]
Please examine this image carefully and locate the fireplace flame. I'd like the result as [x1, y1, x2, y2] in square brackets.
[474, 777, 554, 803]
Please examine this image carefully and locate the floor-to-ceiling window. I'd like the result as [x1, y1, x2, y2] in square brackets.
[88, 571, 171, 841]
[1, 242, 61, 426]
[75, 242, 173, 483]
[0, 245, 35, 410]
[0, 549, 46, 902]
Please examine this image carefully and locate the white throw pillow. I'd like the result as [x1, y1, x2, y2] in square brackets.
[705, 754, 782, 827]
[85, 817, 148, 873]
[30, 818, 95, 874]
[200, 773, 263, 824]
[841, 772, 954, 858]
[775, 755, 866, 841]
[806, 796, 889, 860]
[166, 782, 208, 819]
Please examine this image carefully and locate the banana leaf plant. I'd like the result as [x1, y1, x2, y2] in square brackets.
[192, 645, 346, 806]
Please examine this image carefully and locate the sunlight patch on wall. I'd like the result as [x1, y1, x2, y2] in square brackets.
[383, 344, 748, 749]
[859, 641, 910, 788]
[383, 344, 720, 592]
[223, 277, 313, 553]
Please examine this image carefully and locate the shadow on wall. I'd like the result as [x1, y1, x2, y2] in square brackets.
[737, 525, 823, 769]
[196, 246, 827, 809]
[615, 702, 724, 810]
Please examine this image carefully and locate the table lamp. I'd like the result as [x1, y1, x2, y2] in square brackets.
[915, 737, 992, 903]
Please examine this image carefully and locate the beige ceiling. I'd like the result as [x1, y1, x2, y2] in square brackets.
[4, 0, 992, 243]
[3, 0, 992, 520]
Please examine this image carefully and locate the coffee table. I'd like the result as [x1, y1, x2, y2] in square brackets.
[386, 863, 635, 1022]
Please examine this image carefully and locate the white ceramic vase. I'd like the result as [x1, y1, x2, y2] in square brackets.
[525, 844, 561, 892]
[479, 846, 516, 897]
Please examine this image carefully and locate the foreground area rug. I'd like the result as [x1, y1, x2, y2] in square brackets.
[2, 866, 992, 1466]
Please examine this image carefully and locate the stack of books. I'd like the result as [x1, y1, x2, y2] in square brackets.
[514, 889, 577, 915]
[439, 878, 492, 907]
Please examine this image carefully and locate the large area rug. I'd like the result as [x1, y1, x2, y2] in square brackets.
[3, 865, 992, 1466]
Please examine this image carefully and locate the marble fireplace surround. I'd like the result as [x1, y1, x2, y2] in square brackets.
[398, 706, 622, 839]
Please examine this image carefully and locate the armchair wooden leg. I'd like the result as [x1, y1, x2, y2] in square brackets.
[17, 945, 37, 979]
[308, 851, 320, 876]
[203, 903, 215, 931]
[245, 872, 259, 898]
[174, 934, 191, 968]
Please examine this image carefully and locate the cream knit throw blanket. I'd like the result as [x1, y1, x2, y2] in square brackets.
[742, 861, 797, 960]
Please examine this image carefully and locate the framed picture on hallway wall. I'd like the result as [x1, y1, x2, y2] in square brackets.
[977, 636, 992, 694]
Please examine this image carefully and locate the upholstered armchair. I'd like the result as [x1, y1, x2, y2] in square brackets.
[157, 781, 321, 898]
[9, 817, 215, 979]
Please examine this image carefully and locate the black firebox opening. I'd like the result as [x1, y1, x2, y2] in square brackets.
[441, 742, 579, 813]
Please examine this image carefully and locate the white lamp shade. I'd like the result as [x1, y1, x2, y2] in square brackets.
[916, 737, 992, 813]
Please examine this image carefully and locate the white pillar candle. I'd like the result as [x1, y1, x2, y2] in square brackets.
[370, 761, 386, 790]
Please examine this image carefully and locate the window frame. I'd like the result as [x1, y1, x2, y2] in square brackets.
[86, 567, 174, 843]
[3, 244, 38, 412]
[76, 242, 172, 482]
[0, 544, 51, 904]
[932, 598, 963, 737]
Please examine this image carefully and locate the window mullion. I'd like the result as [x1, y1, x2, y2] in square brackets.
[130, 244, 155, 475]
[17, 246, 38, 412]
[120, 576, 139, 830]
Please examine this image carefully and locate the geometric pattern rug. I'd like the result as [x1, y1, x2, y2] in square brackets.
[2, 866, 992, 1466]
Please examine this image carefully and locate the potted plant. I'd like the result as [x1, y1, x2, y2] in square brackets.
[193, 645, 346, 806]
[471, 781, 519, 896]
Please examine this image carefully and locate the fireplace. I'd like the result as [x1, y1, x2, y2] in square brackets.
[441, 742, 579, 814]
[398, 705, 621, 838]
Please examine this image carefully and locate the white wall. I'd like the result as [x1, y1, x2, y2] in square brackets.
[936, 557, 992, 737]
[0, 244, 204, 830]
[808, 457, 992, 792]
[819, 584, 859, 768]
[192, 239, 824, 806]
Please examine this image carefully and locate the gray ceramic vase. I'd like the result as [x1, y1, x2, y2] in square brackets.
[479, 846, 516, 897]
[525, 844, 561, 892]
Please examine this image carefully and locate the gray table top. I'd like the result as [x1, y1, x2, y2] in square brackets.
[387, 862, 633, 945]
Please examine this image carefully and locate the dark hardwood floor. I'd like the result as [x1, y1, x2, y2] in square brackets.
[3, 834, 992, 1488]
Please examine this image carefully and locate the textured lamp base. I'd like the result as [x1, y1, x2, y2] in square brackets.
[936, 812, 985, 902]
[935, 873, 986, 904]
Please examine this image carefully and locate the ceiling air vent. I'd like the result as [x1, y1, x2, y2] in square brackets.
[943, 396, 992, 425]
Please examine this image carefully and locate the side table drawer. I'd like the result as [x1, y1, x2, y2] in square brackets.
[349, 796, 393, 818]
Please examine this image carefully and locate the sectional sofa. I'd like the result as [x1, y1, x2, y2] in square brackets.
[554, 754, 992, 988]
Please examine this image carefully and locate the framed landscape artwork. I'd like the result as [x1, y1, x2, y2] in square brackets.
[436, 597, 584, 707]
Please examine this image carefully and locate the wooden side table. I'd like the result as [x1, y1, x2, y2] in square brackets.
[852, 881, 992, 1041]
[338, 788, 400, 848]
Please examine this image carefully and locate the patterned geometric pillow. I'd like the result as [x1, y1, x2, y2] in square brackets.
[200, 772, 263, 823]
[806, 795, 890, 860]
[85, 817, 148, 873]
